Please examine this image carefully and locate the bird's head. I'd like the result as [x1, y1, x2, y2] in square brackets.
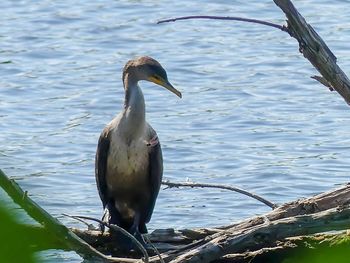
[123, 56, 182, 98]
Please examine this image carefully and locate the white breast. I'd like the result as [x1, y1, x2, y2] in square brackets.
[106, 129, 149, 193]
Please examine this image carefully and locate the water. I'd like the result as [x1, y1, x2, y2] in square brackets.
[1, 0, 350, 261]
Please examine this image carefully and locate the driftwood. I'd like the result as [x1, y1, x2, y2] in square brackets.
[2, 167, 350, 263]
[217, 232, 350, 263]
[2, 0, 350, 262]
[70, 184, 350, 262]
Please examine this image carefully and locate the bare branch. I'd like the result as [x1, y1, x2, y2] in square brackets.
[143, 235, 165, 263]
[157, 15, 287, 32]
[162, 180, 277, 209]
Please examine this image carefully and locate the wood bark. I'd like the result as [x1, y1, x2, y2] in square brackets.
[167, 205, 350, 263]
[273, 0, 350, 104]
[216, 232, 350, 263]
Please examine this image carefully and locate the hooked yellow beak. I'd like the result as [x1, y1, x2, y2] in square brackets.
[148, 76, 182, 98]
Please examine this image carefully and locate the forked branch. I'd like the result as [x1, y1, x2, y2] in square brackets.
[157, 0, 350, 105]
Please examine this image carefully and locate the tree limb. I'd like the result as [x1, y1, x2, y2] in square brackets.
[157, 15, 287, 32]
[157, 0, 350, 105]
[273, 0, 350, 105]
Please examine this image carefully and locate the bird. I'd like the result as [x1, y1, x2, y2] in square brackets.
[95, 56, 181, 247]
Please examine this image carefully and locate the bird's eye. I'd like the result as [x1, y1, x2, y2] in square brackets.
[153, 75, 160, 80]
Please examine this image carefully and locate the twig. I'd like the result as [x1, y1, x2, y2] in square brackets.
[61, 213, 97, 230]
[157, 15, 288, 32]
[64, 214, 149, 263]
[162, 180, 277, 209]
[144, 235, 165, 263]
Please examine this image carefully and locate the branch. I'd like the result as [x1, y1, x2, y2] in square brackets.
[162, 180, 277, 209]
[157, 15, 287, 32]
[273, 0, 350, 104]
[157, 1, 350, 106]
[0, 169, 137, 263]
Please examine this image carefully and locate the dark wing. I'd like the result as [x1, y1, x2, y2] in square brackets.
[95, 126, 111, 208]
[144, 126, 163, 224]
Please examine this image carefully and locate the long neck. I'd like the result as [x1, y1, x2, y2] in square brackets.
[121, 76, 146, 139]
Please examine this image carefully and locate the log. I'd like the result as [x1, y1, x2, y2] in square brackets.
[167, 205, 350, 263]
[217, 231, 350, 263]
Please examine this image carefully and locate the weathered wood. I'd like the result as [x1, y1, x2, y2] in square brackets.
[214, 183, 350, 233]
[68, 183, 350, 262]
[216, 232, 350, 263]
[156, 183, 350, 262]
[2, 169, 350, 263]
[273, 0, 350, 104]
[167, 205, 350, 263]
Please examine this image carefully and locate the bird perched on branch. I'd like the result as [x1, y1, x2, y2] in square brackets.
[95, 56, 181, 247]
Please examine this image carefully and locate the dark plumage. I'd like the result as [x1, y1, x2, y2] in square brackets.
[95, 56, 181, 246]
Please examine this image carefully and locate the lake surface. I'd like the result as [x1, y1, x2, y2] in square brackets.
[1, 0, 350, 261]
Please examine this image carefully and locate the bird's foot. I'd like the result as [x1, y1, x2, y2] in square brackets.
[99, 222, 105, 233]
